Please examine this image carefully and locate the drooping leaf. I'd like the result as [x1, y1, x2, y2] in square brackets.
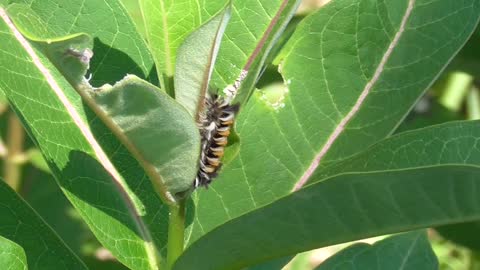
[0, 236, 27, 270]
[0, 180, 86, 270]
[83, 75, 200, 200]
[175, 121, 480, 270]
[186, 0, 480, 249]
[174, 3, 231, 117]
[0, 8, 167, 270]
[315, 231, 438, 270]
[35, 29, 200, 200]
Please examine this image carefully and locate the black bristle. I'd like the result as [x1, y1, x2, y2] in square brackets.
[194, 92, 238, 188]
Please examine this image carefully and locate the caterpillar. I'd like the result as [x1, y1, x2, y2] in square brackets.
[194, 92, 239, 188]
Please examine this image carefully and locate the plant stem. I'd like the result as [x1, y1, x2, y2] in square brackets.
[161, 74, 175, 98]
[3, 111, 25, 191]
[467, 86, 480, 120]
[469, 251, 480, 270]
[439, 71, 473, 112]
[166, 199, 186, 269]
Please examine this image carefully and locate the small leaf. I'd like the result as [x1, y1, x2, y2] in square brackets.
[139, 0, 223, 78]
[0, 180, 86, 270]
[174, 3, 231, 118]
[0, 236, 27, 270]
[315, 231, 438, 270]
[84, 75, 200, 200]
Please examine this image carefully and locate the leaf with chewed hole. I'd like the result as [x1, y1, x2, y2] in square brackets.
[0, 180, 86, 270]
[5, 1, 154, 85]
[185, 0, 480, 255]
[315, 231, 437, 270]
[0, 7, 168, 270]
[175, 3, 231, 118]
[31, 33, 200, 201]
[81, 75, 200, 201]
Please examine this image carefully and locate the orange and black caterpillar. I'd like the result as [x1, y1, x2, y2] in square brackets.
[194, 93, 239, 188]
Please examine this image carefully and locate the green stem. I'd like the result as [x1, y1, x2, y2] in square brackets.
[439, 71, 474, 112]
[166, 200, 186, 269]
[467, 86, 480, 120]
[161, 74, 175, 98]
[469, 250, 480, 270]
[3, 111, 25, 191]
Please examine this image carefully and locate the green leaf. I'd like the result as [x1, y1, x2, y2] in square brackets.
[174, 4, 231, 117]
[247, 255, 294, 270]
[26, 148, 51, 173]
[5, 0, 155, 86]
[84, 75, 201, 200]
[176, 165, 480, 270]
[186, 0, 480, 249]
[0, 236, 27, 270]
[315, 231, 438, 270]
[21, 165, 86, 255]
[35, 31, 200, 200]
[140, 0, 300, 98]
[138, 0, 218, 77]
[0, 8, 167, 270]
[175, 121, 480, 270]
[0, 180, 86, 269]
[316, 120, 480, 180]
[210, 0, 301, 100]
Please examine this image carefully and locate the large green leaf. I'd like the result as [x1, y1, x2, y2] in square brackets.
[315, 231, 438, 270]
[186, 0, 480, 248]
[0, 7, 167, 270]
[0, 236, 27, 270]
[175, 121, 480, 269]
[0, 180, 86, 269]
[176, 165, 480, 270]
[5, 0, 154, 85]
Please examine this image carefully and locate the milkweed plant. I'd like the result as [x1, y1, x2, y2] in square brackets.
[1, 0, 480, 269]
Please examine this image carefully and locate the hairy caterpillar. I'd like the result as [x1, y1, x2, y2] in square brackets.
[194, 93, 239, 188]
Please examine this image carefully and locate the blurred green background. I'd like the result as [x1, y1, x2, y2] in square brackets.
[1, 0, 479, 269]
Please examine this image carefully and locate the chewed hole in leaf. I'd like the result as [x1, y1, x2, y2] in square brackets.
[257, 82, 289, 111]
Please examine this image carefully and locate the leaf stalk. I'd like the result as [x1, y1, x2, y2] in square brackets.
[166, 199, 186, 269]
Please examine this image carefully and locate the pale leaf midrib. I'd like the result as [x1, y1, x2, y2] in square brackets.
[292, 0, 416, 191]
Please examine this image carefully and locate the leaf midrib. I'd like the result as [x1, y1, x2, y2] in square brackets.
[292, 0, 416, 191]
